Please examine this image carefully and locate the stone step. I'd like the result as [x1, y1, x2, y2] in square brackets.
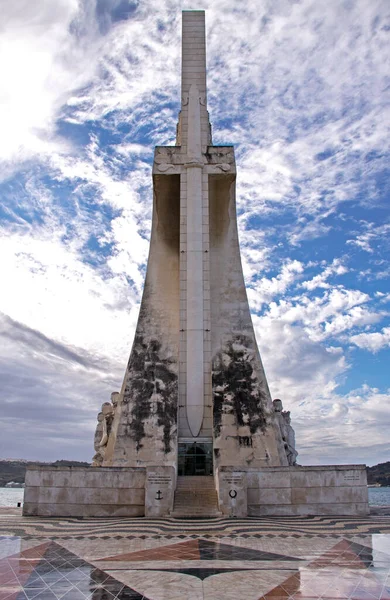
[175, 489, 216, 495]
[174, 501, 217, 508]
[176, 490, 217, 498]
[173, 495, 217, 503]
[176, 484, 215, 488]
[175, 488, 217, 492]
[176, 476, 215, 481]
[174, 489, 217, 497]
[172, 476, 220, 518]
[174, 495, 217, 501]
[176, 476, 216, 490]
[176, 488, 215, 491]
[170, 512, 222, 518]
[171, 506, 222, 515]
[174, 508, 217, 512]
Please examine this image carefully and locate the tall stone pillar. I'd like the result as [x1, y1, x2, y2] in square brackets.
[102, 10, 287, 472]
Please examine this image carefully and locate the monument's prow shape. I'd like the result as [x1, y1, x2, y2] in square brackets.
[23, 9, 369, 521]
[103, 9, 288, 472]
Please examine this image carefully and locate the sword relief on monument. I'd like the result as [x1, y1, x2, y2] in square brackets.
[96, 9, 288, 471]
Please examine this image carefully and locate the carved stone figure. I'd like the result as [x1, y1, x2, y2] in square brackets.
[273, 399, 283, 413]
[91, 392, 119, 466]
[111, 392, 120, 409]
[100, 402, 115, 446]
[273, 399, 298, 466]
[91, 412, 104, 467]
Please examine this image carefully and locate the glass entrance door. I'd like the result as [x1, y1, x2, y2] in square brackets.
[178, 442, 213, 476]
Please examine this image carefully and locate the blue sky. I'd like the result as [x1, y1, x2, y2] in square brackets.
[0, 0, 389, 466]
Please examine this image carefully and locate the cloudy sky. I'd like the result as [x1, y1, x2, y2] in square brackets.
[0, 0, 389, 466]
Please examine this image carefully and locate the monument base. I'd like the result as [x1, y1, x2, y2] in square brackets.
[23, 466, 175, 518]
[23, 464, 368, 518]
[217, 464, 369, 517]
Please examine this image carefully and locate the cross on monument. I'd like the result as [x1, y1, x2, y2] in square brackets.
[100, 10, 289, 472]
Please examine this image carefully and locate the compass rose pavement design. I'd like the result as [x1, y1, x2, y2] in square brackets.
[1, 514, 390, 600]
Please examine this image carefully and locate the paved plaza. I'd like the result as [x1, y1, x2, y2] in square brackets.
[1, 511, 390, 599]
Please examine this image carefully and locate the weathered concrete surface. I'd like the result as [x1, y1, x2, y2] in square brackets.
[217, 469, 247, 518]
[23, 466, 145, 517]
[103, 173, 180, 468]
[145, 466, 175, 517]
[209, 174, 287, 469]
[218, 465, 369, 517]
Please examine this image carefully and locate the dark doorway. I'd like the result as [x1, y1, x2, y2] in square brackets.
[178, 442, 213, 476]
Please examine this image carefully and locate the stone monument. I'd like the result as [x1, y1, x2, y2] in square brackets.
[102, 9, 288, 475]
[23, 10, 368, 518]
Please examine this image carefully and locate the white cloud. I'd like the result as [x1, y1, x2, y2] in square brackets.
[0, 311, 122, 462]
[254, 316, 347, 402]
[376, 292, 390, 304]
[347, 223, 390, 254]
[241, 244, 273, 283]
[350, 327, 390, 353]
[0, 0, 103, 179]
[249, 259, 389, 464]
[247, 260, 304, 310]
[302, 258, 348, 291]
[0, 0, 388, 465]
[254, 313, 390, 465]
[206, 0, 389, 243]
[0, 229, 138, 363]
[260, 286, 383, 343]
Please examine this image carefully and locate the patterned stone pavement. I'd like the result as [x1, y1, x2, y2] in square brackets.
[1, 512, 390, 599]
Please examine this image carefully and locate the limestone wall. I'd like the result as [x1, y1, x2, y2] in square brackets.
[209, 173, 288, 469]
[104, 173, 180, 468]
[218, 465, 369, 517]
[23, 466, 146, 517]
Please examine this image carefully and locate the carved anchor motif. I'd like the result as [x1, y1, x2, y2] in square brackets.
[155, 490, 163, 501]
[229, 490, 237, 499]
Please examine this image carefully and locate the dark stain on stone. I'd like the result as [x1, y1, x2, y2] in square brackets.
[123, 334, 177, 453]
[212, 334, 267, 437]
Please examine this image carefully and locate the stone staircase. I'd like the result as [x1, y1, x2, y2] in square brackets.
[170, 476, 222, 518]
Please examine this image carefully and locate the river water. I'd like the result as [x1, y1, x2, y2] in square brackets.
[0, 488, 25, 507]
[1, 486, 390, 508]
[368, 487, 390, 506]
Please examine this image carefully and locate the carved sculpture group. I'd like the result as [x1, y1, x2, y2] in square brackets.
[92, 393, 298, 467]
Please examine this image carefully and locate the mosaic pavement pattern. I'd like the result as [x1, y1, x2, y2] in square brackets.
[2, 515, 390, 540]
[1, 515, 390, 599]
